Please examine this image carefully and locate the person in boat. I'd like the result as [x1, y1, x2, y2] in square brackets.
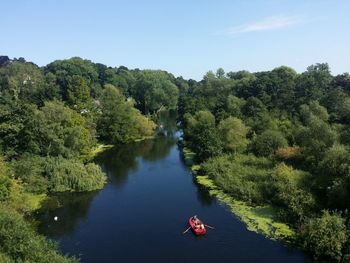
[193, 215, 199, 225]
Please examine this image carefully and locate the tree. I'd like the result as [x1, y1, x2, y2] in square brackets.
[269, 66, 297, 110]
[319, 144, 350, 208]
[333, 73, 350, 95]
[22, 101, 95, 158]
[225, 95, 245, 118]
[97, 84, 155, 144]
[0, 156, 12, 202]
[251, 130, 288, 157]
[66, 75, 91, 110]
[218, 117, 249, 153]
[296, 115, 335, 165]
[132, 70, 179, 113]
[189, 111, 222, 161]
[216, 68, 225, 79]
[296, 63, 332, 104]
[299, 101, 329, 125]
[271, 163, 314, 222]
[242, 97, 267, 118]
[303, 211, 347, 261]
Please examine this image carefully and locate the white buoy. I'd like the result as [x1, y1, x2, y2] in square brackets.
[54, 216, 58, 221]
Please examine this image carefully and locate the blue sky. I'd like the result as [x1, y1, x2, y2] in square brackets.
[1, 0, 349, 79]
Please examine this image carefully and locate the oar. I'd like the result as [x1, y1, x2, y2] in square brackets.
[204, 224, 215, 229]
[183, 226, 191, 234]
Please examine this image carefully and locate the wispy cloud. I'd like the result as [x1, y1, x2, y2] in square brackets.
[222, 15, 303, 36]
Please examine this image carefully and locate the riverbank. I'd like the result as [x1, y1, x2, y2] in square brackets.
[182, 147, 296, 244]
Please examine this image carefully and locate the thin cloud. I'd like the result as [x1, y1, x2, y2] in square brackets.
[223, 15, 303, 35]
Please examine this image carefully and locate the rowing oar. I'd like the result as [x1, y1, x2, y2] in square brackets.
[183, 226, 191, 234]
[204, 224, 215, 229]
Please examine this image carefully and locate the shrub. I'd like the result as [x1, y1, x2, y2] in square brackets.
[271, 163, 315, 222]
[251, 130, 288, 157]
[11, 155, 48, 193]
[0, 156, 12, 202]
[303, 211, 347, 261]
[44, 157, 106, 192]
[202, 154, 273, 204]
[217, 117, 249, 153]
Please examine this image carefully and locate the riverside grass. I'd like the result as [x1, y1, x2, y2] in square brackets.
[183, 147, 296, 243]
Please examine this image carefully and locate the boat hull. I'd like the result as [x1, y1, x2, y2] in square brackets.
[189, 217, 206, 235]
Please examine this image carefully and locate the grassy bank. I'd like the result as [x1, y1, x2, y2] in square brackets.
[89, 144, 114, 160]
[183, 147, 296, 243]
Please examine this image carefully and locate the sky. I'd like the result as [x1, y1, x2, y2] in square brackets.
[1, 0, 349, 80]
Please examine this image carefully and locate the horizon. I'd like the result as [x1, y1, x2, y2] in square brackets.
[3, 54, 346, 81]
[2, 0, 350, 80]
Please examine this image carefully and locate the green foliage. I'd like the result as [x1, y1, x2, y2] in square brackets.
[0, 156, 12, 202]
[132, 70, 179, 113]
[66, 75, 91, 110]
[202, 154, 274, 204]
[296, 113, 335, 165]
[300, 101, 329, 124]
[242, 97, 267, 118]
[23, 101, 95, 158]
[251, 130, 288, 157]
[97, 84, 156, 144]
[318, 144, 350, 208]
[270, 164, 315, 222]
[11, 155, 48, 193]
[44, 157, 106, 192]
[0, 60, 45, 103]
[0, 99, 37, 157]
[225, 95, 245, 118]
[303, 211, 347, 261]
[186, 111, 222, 161]
[0, 206, 77, 262]
[218, 117, 249, 153]
[296, 63, 332, 105]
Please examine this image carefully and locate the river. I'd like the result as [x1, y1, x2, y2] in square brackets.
[35, 113, 311, 263]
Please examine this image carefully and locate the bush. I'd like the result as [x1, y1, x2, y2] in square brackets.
[303, 211, 347, 261]
[0, 156, 12, 202]
[11, 155, 48, 193]
[217, 117, 249, 153]
[251, 130, 288, 157]
[271, 163, 315, 222]
[202, 154, 273, 203]
[44, 157, 106, 192]
[0, 206, 77, 262]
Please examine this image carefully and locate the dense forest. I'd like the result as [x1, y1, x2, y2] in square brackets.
[0, 56, 178, 262]
[179, 65, 350, 262]
[1, 55, 350, 262]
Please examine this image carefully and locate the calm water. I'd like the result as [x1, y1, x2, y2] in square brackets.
[35, 114, 311, 263]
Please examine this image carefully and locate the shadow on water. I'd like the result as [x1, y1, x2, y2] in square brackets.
[35, 191, 99, 238]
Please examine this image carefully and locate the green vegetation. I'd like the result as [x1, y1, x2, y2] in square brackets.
[0, 56, 179, 261]
[0, 206, 77, 263]
[2, 54, 350, 261]
[180, 63, 350, 261]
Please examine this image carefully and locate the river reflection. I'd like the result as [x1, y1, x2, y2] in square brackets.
[95, 136, 176, 188]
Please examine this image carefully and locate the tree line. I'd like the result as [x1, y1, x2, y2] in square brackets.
[179, 65, 350, 262]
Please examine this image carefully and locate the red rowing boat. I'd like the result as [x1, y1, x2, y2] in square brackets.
[189, 216, 206, 235]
